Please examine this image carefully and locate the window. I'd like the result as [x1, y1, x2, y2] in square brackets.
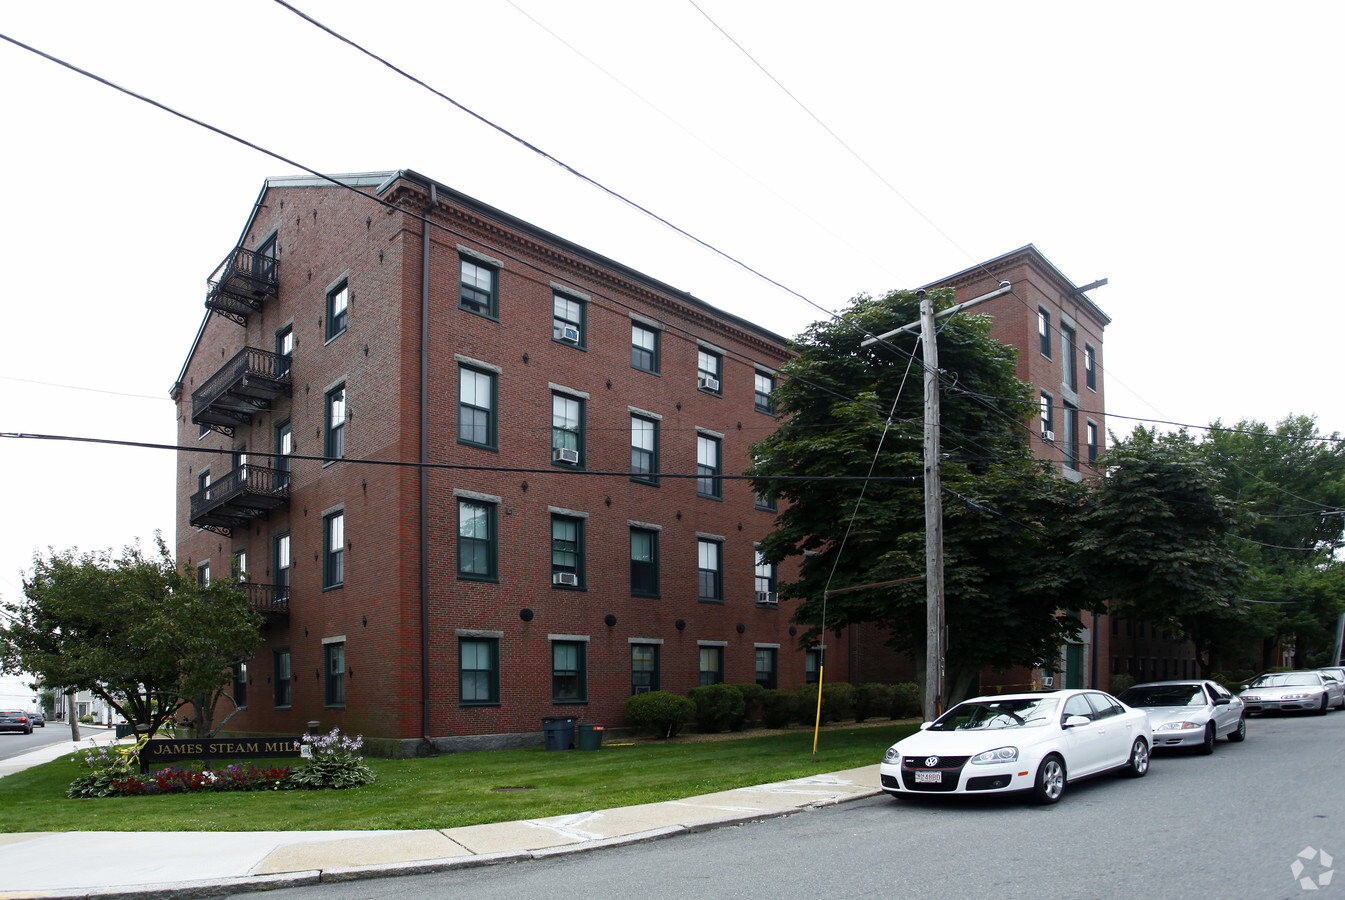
[552, 640, 587, 703]
[197, 562, 210, 586]
[459, 257, 497, 317]
[697, 348, 722, 394]
[631, 322, 659, 373]
[755, 551, 776, 604]
[326, 280, 348, 340]
[630, 414, 658, 483]
[274, 533, 291, 603]
[551, 515, 584, 587]
[233, 663, 248, 709]
[1087, 421, 1100, 465]
[256, 233, 278, 285]
[460, 637, 499, 705]
[1062, 403, 1079, 470]
[697, 434, 721, 499]
[457, 499, 497, 580]
[276, 325, 293, 377]
[325, 384, 346, 460]
[458, 365, 496, 449]
[1040, 392, 1054, 440]
[756, 648, 777, 690]
[698, 539, 722, 603]
[551, 393, 584, 466]
[274, 649, 291, 707]
[324, 642, 345, 707]
[275, 420, 292, 488]
[805, 649, 821, 684]
[630, 528, 659, 596]
[754, 371, 776, 414]
[699, 645, 724, 686]
[233, 550, 248, 582]
[631, 644, 660, 694]
[1038, 307, 1051, 358]
[1085, 343, 1097, 391]
[323, 511, 344, 589]
[1061, 323, 1077, 391]
[755, 492, 778, 512]
[198, 469, 211, 502]
[552, 292, 585, 346]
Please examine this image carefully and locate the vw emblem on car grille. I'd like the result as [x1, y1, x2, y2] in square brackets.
[924, 756, 939, 767]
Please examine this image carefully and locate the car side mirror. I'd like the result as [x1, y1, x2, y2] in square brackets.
[1212, 697, 1230, 706]
[1240, 685, 1249, 692]
[918, 721, 932, 730]
[1063, 715, 1091, 728]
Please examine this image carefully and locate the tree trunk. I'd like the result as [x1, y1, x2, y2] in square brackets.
[66, 690, 80, 742]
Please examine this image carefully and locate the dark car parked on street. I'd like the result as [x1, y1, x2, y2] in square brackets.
[0, 710, 34, 734]
[28, 709, 45, 727]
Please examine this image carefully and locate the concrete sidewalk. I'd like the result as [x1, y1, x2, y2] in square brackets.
[0, 735, 883, 899]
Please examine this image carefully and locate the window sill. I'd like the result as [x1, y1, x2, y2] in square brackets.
[631, 366, 661, 376]
[457, 574, 500, 584]
[631, 477, 660, 487]
[460, 702, 501, 709]
[697, 493, 723, 502]
[457, 440, 499, 453]
[552, 337, 587, 351]
[551, 584, 587, 591]
[322, 584, 343, 593]
[324, 329, 346, 346]
[552, 700, 588, 706]
[459, 305, 500, 322]
[698, 598, 724, 605]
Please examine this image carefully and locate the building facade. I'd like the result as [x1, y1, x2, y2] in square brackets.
[171, 170, 820, 754]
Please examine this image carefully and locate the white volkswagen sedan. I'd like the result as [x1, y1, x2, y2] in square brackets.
[879, 690, 1152, 805]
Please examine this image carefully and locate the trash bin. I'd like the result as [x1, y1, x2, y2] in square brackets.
[115, 723, 135, 739]
[542, 716, 577, 751]
[577, 724, 604, 751]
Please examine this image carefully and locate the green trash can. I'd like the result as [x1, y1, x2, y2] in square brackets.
[577, 724, 604, 751]
[115, 723, 135, 739]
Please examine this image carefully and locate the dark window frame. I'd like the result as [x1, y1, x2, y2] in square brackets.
[697, 433, 722, 499]
[551, 514, 585, 589]
[631, 643, 660, 694]
[457, 498, 498, 582]
[631, 321, 660, 374]
[756, 647, 778, 690]
[326, 279, 349, 341]
[1084, 343, 1098, 391]
[1038, 307, 1052, 358]
[551, 392, 585, 467]
[630, 414, 659, 484]
[459, 257, 498, 319]
[697, 538, 722, 603]
[273, 648, 291, 708]
[459, 637, 500, 706]
[324, 642, 345, 708]
[325, 383, 346, 461]
[630, 527, 659, 597]
[552, 291, 586, 348]
[323, 510, 344, 590]
[754, 370, 776, 414]
[699, 645, 724, 686]
[551, 640, 588, 704]
[697, 348, 723, 395]
[457, 365, 498, 450]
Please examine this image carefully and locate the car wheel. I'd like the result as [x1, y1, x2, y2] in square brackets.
[1121, 738, 1150, 777]
[1197, 723, 1215, 755]
[1227, 715, 1247, 742]
[1031, 754, 1066, 805]
[1316, 694, 1330, 716]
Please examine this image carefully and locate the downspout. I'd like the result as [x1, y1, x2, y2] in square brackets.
[420, 180, 436, 749]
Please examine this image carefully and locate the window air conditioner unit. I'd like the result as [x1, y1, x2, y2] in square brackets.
[1042, 430, 1055, 442]
[698, 375, 720, 392]
[553, 572, 579, 586]
[634, 685, 652, 694]
[1042, 675, 1054, 687]
[756, 591, 778, 606]
[560, 326, 581, 343]
[553, 447, 580, 464]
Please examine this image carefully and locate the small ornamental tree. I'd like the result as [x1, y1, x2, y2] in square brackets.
[0, 535, 263, 739]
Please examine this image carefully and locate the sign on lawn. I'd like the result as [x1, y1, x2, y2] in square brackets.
[139, 737, 306, 764]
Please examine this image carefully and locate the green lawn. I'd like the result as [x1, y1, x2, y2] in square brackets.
[0, 724, 915, 833]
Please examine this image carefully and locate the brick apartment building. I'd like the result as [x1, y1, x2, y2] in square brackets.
[171, 170, 821, 754]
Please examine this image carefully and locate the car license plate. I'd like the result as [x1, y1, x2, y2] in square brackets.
[914, 770, 942, 784]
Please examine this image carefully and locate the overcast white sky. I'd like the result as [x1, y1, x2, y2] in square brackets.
[1, 0, 1342, 619]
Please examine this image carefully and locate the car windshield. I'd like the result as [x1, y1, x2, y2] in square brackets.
[1249, 673, 1319, 688]
[1120, 685, 1205, 707]
[927, 697, 1060, 731]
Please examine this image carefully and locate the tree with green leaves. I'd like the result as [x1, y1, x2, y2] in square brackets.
[1193, 416, 1345, 670]
[1071, 426, 1248, 673]
[748, 288, 1089, 705]
[0, 535, 263, 738]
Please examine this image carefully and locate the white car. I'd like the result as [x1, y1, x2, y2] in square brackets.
[879, 690, 1152, 805]
[1240, 671, 1345, 715]
[1118, 680, 1246, 752]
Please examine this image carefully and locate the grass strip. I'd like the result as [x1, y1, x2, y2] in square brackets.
[0, 724, 915, 833]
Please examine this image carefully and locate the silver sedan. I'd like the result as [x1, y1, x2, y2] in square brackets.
[1240, 671, 1345, 716]
[1118, 680, 1246, 753]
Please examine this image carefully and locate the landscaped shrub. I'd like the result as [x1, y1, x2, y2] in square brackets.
[689, 684, 747, 733]
[822, 682, 856, 722]
[67, 737, 145, 799]
[731, 682, 766, 724]
[288, 728, 375, 789]
[624, 690, 696, 738]
[67, 735, 297, 798]
[890, 682, 922, 719]
[854, 683, 895, 722]
[760, 689, 792, 728]
[791, 683, 825, 725]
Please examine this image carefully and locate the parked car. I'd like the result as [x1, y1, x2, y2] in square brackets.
[1240, 671, 1345, 715]
[1319, 666, 1345, 688]
[878, 689, 1152, 805]
[1118, 680, 1246, 753]
[0, 710, 33, 734]
[28, 709, 45, 727]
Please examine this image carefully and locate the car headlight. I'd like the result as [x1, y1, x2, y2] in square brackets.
[1155, 721, 1200, 731]
[1241, 695, 1260, 701]
[969, 746, 1018, 765]
[1281, 693, 1312, 701]
[883, 746, 900, 763]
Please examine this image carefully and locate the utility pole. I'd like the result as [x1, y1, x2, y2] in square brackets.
[862, 282, 1012, 721]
